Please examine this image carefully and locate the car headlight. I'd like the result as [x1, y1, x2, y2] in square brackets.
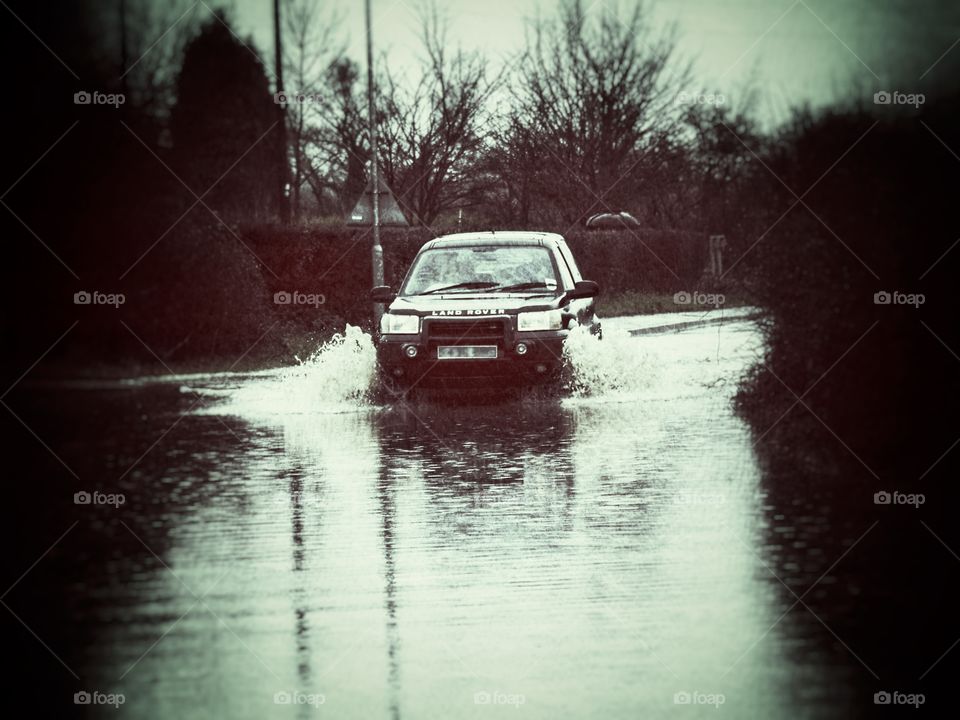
[517, 309, 562, 331]
[380, 313, 420, 335]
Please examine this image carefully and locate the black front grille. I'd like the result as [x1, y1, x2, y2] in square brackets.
[427, 318, 506, 342]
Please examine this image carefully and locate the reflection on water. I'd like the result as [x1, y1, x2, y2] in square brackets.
[8, 320, 878, 718]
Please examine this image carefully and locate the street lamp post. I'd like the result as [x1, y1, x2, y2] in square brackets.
[366, 0, 384, 328]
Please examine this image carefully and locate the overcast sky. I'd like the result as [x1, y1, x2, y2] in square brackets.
[226, 0, 960, 125]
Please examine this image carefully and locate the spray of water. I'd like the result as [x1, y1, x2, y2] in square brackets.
[200, 325, 378, 417]
[290, 324, 377, 403]
[562, 323, 659, 398]
[199, 320, 670, 417]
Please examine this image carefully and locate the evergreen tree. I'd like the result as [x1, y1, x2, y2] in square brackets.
[170, 11, 280, 223]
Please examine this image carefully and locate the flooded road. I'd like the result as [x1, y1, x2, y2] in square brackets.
[8, 317, 879, 718]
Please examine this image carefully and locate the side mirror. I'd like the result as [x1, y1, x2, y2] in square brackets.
[565, 280, 600, 302]
[370, 285, 396, 303]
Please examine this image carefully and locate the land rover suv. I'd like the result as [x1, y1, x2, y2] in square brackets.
[370, 231, 601, 388]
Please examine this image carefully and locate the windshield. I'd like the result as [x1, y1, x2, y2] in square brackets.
[401, 245, 561, 295]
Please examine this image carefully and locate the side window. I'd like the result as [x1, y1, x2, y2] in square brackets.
[557, 242, 582, 283]
[552, 247, 575, 289]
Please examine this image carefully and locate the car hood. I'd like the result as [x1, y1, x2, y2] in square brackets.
[389, 293, 561, 316]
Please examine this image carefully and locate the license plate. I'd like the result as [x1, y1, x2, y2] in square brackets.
[437, 345, 498, 360]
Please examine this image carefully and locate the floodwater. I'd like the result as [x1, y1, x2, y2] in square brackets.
[7, 316, 887, 718]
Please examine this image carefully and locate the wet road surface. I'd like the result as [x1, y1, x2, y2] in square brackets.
[6, 318, 880, 718]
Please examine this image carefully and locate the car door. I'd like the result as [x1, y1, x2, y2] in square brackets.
[555, 241, 599, 332]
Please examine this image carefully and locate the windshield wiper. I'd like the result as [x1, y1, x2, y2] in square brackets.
[492, 281, 558, 293]
[417, 281, 499, 295]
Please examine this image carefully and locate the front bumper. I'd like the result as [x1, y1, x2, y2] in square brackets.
[376, 328, 568, 387]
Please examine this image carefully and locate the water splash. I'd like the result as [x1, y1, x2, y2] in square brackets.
[290, 324, 377, 403]
[562, 323, 659, 398]
[198, 325, 378, 417]
[193, 317, 761, 417]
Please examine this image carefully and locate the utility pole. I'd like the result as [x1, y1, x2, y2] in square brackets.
[273, 0, 291, 224]
[366, 0, 384, 327]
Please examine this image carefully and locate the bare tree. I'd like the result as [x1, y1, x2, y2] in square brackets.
[680, 93, 765, 235]
[375, 4, 504, 226]
[314, 58, 370, 215]
[282, 0, 343, 220]
[496, 0, 691, 225]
